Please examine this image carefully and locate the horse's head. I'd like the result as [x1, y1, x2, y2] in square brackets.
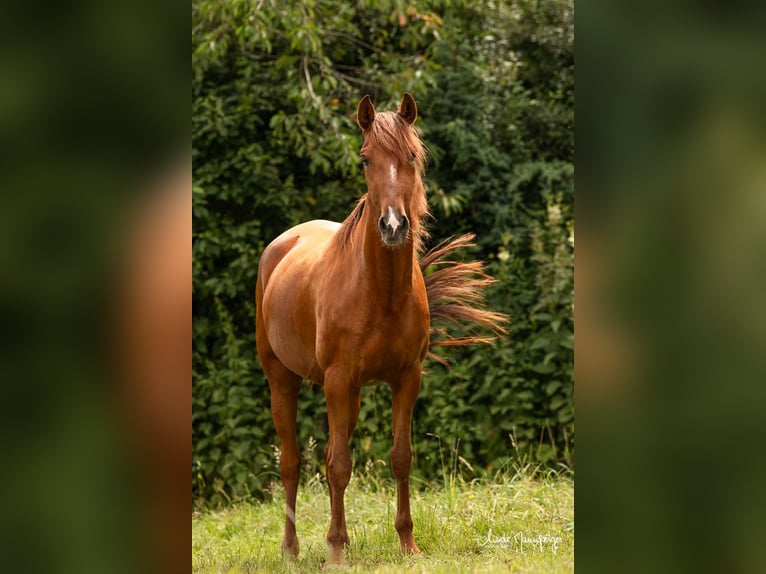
[357, 93, 427, 249]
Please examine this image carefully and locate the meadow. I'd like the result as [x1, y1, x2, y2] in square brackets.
[193, 469, 573, 573]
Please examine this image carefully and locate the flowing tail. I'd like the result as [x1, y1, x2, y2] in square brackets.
[420, 233, 509, 364]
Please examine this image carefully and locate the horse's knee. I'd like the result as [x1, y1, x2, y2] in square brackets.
[390, 445, 412, 479]
[327, 451, 352, 487]
[280, 456, 300, 483]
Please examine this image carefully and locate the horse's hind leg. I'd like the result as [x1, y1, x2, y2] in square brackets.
[256, 270, 302, 558]
[263, 354, 302, 558]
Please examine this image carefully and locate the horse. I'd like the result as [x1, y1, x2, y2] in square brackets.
[255, 93, 506, 565]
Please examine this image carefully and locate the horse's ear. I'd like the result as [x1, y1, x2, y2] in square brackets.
[357, 95, 375, 131]
[398, 93, 417, 125]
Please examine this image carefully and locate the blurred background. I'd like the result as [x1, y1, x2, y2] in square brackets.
[0, 0, 186, 572]
[192, 0, 574, 505]
[577, 0, 766, 572]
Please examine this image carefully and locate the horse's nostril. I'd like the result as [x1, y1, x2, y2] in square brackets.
[379, 211, 408, 242]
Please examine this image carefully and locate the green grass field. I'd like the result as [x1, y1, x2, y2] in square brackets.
[193, 470, 573, 573]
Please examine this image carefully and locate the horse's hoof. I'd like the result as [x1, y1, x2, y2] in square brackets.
[322, 558, 348, 569]
[402, 541, 421, 555]
[323, 546, 348, 568]
[281, 539, 299, 560]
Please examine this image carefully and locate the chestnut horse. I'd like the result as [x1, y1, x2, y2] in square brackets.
[255, 93, 505, 565]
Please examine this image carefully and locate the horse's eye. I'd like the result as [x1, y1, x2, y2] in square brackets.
[361, 155, 370, 167]
[408, 152, 417, 164]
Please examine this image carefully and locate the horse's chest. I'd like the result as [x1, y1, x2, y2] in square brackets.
[360, 316, 427, 380]
[317, 299, 428, 380]
[368, 309, 426, 351]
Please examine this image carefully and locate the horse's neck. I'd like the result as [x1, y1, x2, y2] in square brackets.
[355, 209, 415, 308]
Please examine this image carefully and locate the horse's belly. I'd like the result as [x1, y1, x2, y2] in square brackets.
[263, 293, 318, 380]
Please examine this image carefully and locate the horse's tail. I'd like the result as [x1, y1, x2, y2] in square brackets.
[420, 233, 509, 364]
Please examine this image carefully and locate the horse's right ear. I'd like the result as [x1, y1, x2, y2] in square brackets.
[357, 95, 375, 131]
[398, 92, 417, 125]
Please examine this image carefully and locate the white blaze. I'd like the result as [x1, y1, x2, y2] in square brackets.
[389, 164, 397, 182]
[387, 206, 400, 233]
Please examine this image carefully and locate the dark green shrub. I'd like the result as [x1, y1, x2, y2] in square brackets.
[193, 0, 573, 505]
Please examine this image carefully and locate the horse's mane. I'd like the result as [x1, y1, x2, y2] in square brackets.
[334, 194, 368, 249]
[333, 110, 430, 253]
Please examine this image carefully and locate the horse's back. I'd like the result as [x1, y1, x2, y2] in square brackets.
[259, 220, 339, 288]
[257, 219, 340, 381]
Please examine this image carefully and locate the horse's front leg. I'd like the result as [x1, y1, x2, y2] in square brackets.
[390, 365, 423, 554]
[323, 366, 361, 565]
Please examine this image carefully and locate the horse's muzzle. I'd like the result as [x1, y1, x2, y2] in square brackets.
[378, 211, 409, 247]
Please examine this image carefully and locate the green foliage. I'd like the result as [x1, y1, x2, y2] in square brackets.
[193, 0, 574, 505]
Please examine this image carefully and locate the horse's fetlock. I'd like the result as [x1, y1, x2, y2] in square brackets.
[395, 515, 414, 534]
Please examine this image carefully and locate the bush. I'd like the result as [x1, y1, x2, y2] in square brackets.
[193, 0, 573, 505]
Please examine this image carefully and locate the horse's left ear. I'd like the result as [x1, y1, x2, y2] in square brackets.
[398, 93, 417, 125]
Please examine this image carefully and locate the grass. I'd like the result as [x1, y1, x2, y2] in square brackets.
[192, 469, 573, 573]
